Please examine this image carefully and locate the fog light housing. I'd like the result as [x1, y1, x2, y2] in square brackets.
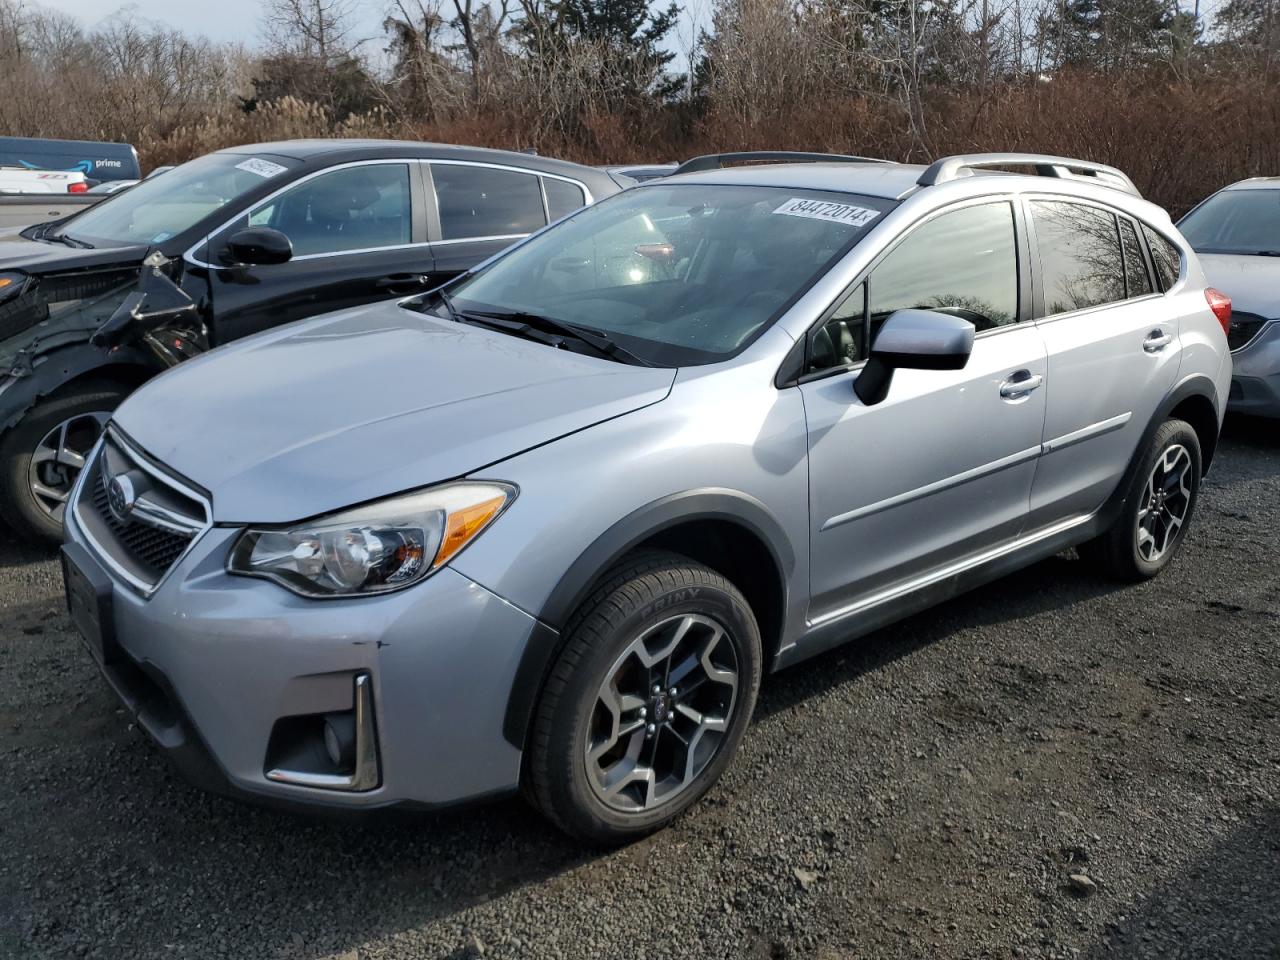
[266, 674, 380, 792]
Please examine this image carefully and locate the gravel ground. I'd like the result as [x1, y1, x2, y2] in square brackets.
[1, 418, 1277, 960]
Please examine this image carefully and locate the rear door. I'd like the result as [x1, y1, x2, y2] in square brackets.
[202, 160, 432, 344]
[1024, 198, 1180, 528]
[799, 197, 1049, 625]
[424, 162, 589, 283]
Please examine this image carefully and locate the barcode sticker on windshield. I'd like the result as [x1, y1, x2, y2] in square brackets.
[773, 198, 879, 228]
[235, 158, 288, 179]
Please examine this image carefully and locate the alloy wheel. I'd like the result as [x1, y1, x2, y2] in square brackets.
[585, 613, 739, 813]
[27, 412, 110, 522]
[1136, 443, 1192, 563]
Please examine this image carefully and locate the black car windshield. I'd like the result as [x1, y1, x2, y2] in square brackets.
[444, 183, 895, 365]
[1179, 188, 1280, 255]
[58, 152, 299, 247]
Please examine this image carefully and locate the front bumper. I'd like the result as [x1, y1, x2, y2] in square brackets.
[64, 510, 541, 811]
[1228, 321, 1280, 418]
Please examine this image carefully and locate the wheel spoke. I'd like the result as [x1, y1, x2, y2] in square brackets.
[585, 611, 739, 814]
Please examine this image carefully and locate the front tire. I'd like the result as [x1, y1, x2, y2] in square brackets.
[525, 551, 762, 844]
[1079, 418, 1202, 581]
[0, 382, 127, 544]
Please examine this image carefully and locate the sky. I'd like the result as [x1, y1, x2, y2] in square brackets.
[32, 0, 710, 70]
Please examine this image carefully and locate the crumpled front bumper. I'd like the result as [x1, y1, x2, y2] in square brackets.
[64, 510, 543, 812]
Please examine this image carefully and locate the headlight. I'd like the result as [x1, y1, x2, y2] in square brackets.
[0, 271, 27, 303]
[228, 481, 515, 597]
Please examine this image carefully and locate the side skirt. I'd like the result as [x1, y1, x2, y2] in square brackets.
[775, 512, 1102, 671]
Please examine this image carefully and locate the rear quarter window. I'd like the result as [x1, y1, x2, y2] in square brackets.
[1142, 224, 1182, 291]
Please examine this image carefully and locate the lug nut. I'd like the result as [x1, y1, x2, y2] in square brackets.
[646, 723, 656, 736]
[653, 684, 661, 694]
[669, 687, 677, 697]
[638, 707, 647, 718]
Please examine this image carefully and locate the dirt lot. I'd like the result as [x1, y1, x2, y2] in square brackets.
[1, 419, 1277, 960]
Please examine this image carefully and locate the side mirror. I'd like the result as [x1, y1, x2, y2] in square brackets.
[225, 227, 292, 266]
[853, 309, 975, 406]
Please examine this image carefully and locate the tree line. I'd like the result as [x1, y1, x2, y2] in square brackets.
[0, 0, 1277, 212]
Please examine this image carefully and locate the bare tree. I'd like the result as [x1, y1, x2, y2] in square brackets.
[262, 0, 358, 63]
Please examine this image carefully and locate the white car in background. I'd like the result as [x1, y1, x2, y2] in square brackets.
[0, 167, 90, 194]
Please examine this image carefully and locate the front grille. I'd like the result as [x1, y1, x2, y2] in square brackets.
[73, 430, 210, 595]
[90, 479, 192, 580]
[1227, 312, 1271, 352]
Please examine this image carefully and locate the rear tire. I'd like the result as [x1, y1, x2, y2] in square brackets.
[525, 551, 762, 845]
[0, 382, 127, 545]
[1078, 418, 1201, 582]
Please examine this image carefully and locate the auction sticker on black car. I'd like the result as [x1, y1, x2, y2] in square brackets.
[235, 157, 288, 179]
[773, 198, 880, 228]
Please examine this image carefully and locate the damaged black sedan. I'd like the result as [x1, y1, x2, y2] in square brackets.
[0, 139, 625, 542]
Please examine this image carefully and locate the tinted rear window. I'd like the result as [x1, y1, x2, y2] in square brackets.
[544, 177, 587, 221]
[1178, 188, 1280, 256]
[1031, 200, 1126, 315]
[432, 164, 545, 240]
[1143, 224, 1182, 291]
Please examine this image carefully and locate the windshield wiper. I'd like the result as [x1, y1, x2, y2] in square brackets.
[42, 231, 93, 249]
[463, 307, 654, 367]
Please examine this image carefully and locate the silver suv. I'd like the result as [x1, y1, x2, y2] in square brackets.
[62, 152, 1232, 844]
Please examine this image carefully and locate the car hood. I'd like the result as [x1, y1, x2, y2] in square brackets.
[114, 302, 676, 523]
[0, 227, 146, 273]
[1197, 253, 1280, 319]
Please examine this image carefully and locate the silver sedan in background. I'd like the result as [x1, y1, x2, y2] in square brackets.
[1179, 177, 1280, 417]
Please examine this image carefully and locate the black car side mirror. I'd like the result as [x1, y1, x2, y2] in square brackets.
[225, 227, 293, 267]
[853, 309, 976, 406]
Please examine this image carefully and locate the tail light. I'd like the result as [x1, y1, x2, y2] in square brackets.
[1204, 288, 1232, 337]
[67, 181, 89, 194]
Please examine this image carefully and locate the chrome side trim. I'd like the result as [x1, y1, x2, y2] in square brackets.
[1042, 412, 1132, 454]
[821, 444, 1042, 531]
[266, 674, 381, 792]
[429, 233, 527, 247]
[807, 513, 1093, 629]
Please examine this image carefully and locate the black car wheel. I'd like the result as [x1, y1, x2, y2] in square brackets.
[1079, 418, 1202, 581]
[525, 551, 762, 845]
[0, 382, 127, 544]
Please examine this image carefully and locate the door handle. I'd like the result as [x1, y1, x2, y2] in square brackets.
[1144, 329, 1173, 353]
[999, 371, 1043, 399]
[376, 273, 429, 290]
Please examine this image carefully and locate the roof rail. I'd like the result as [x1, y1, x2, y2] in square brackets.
[673, 151, 888, 176]
[917, 153, 1140, 197]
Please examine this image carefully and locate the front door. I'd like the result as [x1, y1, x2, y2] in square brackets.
[799, 199, 1048, 626]
[204, 161, 432, 345]
[1023, 199, 1182, 528]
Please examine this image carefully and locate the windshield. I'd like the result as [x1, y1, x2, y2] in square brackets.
[59, 152, 298, 247]
[1179, 188, 1280, 255]
[443, 183, 894, 365]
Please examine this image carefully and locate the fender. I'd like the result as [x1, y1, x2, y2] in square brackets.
[1094, 372, 1221, 534]
[0, 341, 158, 433]
[501, 488, 796, 748]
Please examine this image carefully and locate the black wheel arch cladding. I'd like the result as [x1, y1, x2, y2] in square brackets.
[501, 489, 794, 749]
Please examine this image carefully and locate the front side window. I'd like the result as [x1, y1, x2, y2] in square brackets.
[433, 164, 545, 240]
[228, 163, 412, 257]
[1143, 224, 1183, 291]
[868, 201, 1019, 339]
[1178, 188, 1280, 256]
[1031, 200, 1126, 315]
[441, 183, 894, 365]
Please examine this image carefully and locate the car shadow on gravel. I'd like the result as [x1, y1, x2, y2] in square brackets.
[1082, 805, 1280, 959]
[0, 528, 56, 570]
[754, 552, 1120, 720]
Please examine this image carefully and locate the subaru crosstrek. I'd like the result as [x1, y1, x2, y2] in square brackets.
[62, 152, 1232, 844]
